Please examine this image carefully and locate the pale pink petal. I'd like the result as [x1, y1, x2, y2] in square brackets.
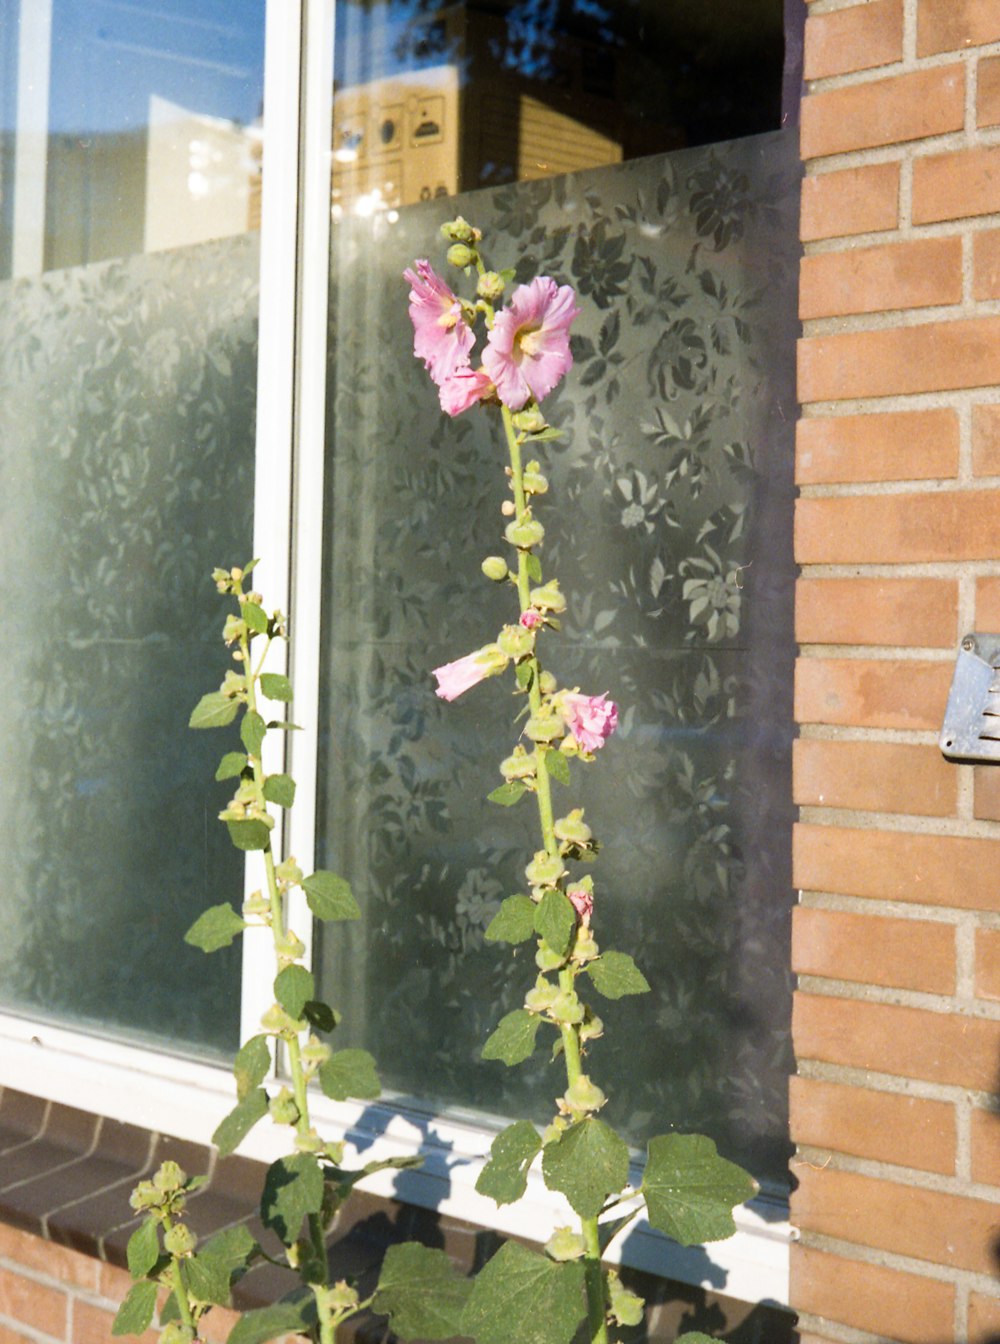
[561, 692, 618, 751]
[438, 367, 493, 417]
[567, 884, 594, 923]
[482, 276, 580, 410]
[404, 259, 475, 386]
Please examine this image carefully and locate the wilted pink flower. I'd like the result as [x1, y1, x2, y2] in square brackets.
[433, 646, 507, 702]
[562, 692, 618, 752]
[482, 277, 580, 410]
[438, 367, 493, 417]
[519, 609, 542, 629]
[404, 259, 475, 385]
[567, 884, 594, 924]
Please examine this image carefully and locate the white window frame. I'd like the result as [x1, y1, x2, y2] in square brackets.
[0, 0, 793, 1307]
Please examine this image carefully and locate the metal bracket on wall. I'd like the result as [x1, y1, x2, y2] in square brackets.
[940, 633, 1000, 762]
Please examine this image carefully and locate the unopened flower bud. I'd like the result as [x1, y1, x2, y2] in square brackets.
[274, 929, 306, 962]
[539, 670, 558, 695]
[579, 1010, 604, 1041]
[230, 566, 243, 581]
[501, 500, 517, 516]
[525, 712, 563, 743]
[505, 513, 545, 550]
[447, 242, 476, 268]
[498, 623, 535, 659]
[164, 1223, 197, 1258]
[129, 1181, 159, 1212]
[542, 1116, 567, 1146]
[275, 857, 304, 885]
[295, 1128, 324, 1153]
[330, 1280, 361, 1311]
[525, 978, 559, 1013]
[261, 1002, 301, 1034]
[223, 614, 245, 645]
[549, 989, 584, 1024]
[546, 1226, 586, 1261]
[243, 890, 269, 918]
[300, 1036, 331, 1068]
[159, 1324, 195, 1344]
[154, 1161, 186, 1193]
[522, 462, 549, 494]
[269, 1087, 300, 1126]
[481, 555, 509, 581]
[519, 609, 543, 629]
[562, 1074, 606, 1114]
[512, 407, 547, 434]
[440, 216, 477, 244]
[554, 809, 592, 846]
[529, 580, 566, 614]
[535, 942, 565, 972]
[501, 746, 537, 782]
[477, 270, 505, 301]
[525, 851, 564, 887]
[573, 926, 600, 964]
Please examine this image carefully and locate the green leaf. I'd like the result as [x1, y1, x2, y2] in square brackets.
[126, 1218, 159, 1278]
[262, 773, 296, 807]
[233, 1034, 271, 1100]
[302, 870, 360, 921]
[111, 1280, 157, 1336]
[642, 1134, 757, 1246]
[190, 1224, 259, 1306]
[675, 1335, 719, 1344]
[525, 426, 564, 442]
[215, 751, 248, 781]
[303, 1000, 338, 1033]
[240, 710, 266, 756]
[226, 819, 272, 852]
[515, 660, 534, 691]
[318, 1048, 381, 1102]
[487, 781, 526, 807]
[261, 1153, 324, 1245]
[481, 1010, 540, 1066]
[544, 749, 570, 786]
[189, 691, 239, 730]
[227, 1299, 316, 1344]
[587, 951, 650, 1000]
[242, 601, 268, 634]
[526, 553, 543, 582]
[534, 889, 575, 959]
[259, 672, 293, 702]
[274, 964, 314, 1020]
[485, 894, 536, 944]
[184, 1250, 232, 1308]
[213, 1087, 269, 1156]
[461, 1242, 586, 1344]
[184, 903, 247, 953]
[266, 719, 301, 731]
[373, 1243, 472, 1340]
[542, 1119, 630, 1219]
[476, 1121, 542, 1206]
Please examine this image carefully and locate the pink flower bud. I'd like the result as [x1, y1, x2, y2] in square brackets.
[561, 692, 618, 752]
[432, 646, 506, 702]
[519, 609, 542, 629]
[567, 884, 593, 924]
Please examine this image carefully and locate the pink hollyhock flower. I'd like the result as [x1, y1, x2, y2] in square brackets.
[519, 609, 542, 629]
[432, 646, 506, 702]
[438, 367, 493, 417]
[482, 277, 580, 410]
[562, 692, 618, 752]
[567, 884, 594, 924]
[404, 259, 475, 385]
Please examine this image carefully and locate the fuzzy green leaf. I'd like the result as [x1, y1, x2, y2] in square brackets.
[213, 1087, 269, 1156]
[476, 1121, 542, 1206]
[184, 903, 247, 953]
[259, 672, 293, 702]
[461, 1242, 586, 1344]
[318, 1048, 381, 1101]
[515, 660, 534, 690]
[526, 553, 543, 582]
[525, 426, 564, 442]
[586, 951, 650, 1000]
[233, 1034, 271, 1100]
[481, 1010, 540, 1066]
[544, 749, 570, 786]
[262, 773, 296, 808]
[302, 870, 360, 921]
[534, 889, 575, 959]
[190, 1224, 258, 1308]
[642, 1134, 757, 1246]
[487, 781, 526, 807]
[485, 894, 537, 944]
[226, 819, 271, 852]
[226, 1300, 316, 1344]
[189, 691, 239, 730]
[261, 1153, 324, 1245]
[215, 751, 248, 781]
[274, 964, 314, 1020]
[242, 601, 268, 634]
[542, 1118, 630, 1219]
[126, 1218, 159, 1279]
[373, 1243, 472, 1340]
[240, 710, 266, 756]
[111, 1280, 158, 1336]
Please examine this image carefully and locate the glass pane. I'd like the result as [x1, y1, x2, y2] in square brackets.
[0, 0, 265, 1057]
[317, 125, 798, 1187]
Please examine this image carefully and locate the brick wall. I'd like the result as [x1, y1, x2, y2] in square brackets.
[793, 2, 1000, 1342]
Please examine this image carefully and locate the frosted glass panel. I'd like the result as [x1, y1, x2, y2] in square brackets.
[318, 131, 799, 1187]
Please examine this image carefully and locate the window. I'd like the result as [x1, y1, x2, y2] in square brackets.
[0, 0, 798, 1306]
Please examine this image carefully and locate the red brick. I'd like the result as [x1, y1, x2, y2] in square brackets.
[792, 1163, 1000, 1275]
[0, 1267, 66, 1339]
[918, 0, 1000, 56]
[793, 991, 1000, 1089]
[794, 657, 951, 730]
[978, 55, 1000, 129]
[790, 1242, 954, 1342]
[976, 576, 1000, 628]
[794, 577, 957, 648]
[792, 904, 956, 992]
[976, 928, 1000, 1001]
[793, 738, 957, 818]
[799, 316, 1000, 403]
[0, 1329, 43, 1344]
[971, 1106, 1000, 1185]
[805, 0, 904, 80]
[970, 1291, 1000, 1341]
[0, 1222, 99, 1292]
[801, 65, 964, 160]
[972, 402, 1000, 473]
[913, 146, 1000, 224]
[790, 1075, 956, 1173]
[794, 821, 1000, 911]
[800, 236, 962, 320]
[801, 162, 900, 242]
[973, 231, 1000, 302]
[795, 490, 1000, 565]
[796, 408, 959, 484]
[974, 764, 1000, 822]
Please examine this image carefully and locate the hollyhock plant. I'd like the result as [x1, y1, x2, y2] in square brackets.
[561, 691, 619, 752]
[482, 275, 580, 410]
[437, 365, 493, 417]
[404, 258, 475, 385]
[433, 645, 507, 701]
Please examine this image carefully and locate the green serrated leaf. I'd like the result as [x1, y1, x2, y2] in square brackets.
[213, 1087, 269, 1156]
[487, 781, 527, 807]
[112, 1280, 157, 1336]
[302, 870, 360, 921]
[485, 894, 537, 944]
[227, 1299, 317, 1344]
[266, 719, 302, 731]
[262, 773, 296, 808]
[526, 553, 543, 582]
[261, 1153, 324, 1245]
[259, 672, 293, 702]
[642, 1134, 757, 1246]
[194, 1222, 259, 1304]
[461, 1242, 586, 1344]
[525, 426, 564, 442]
[184, 903, 247, 953]
[274, 964, 314, 1020]
[476, 1121, 542, 1206]
[184, 1249, 232, 1308]
[233, 1034, 271, 1100]
[215, 751, 248, 781]
[240, 710, 266, 756]
[481, 1010, 540, 1066]
[126, 1217, 159, 1279]
[587, 950, 650, 1000]
[189, 691, 239, 730]
[373, 1243, 472, 1340]
[544, 748, 571, 786]
[318, 1048, 381, 1101]
[242, 601, 268, 634]
[534, 889, 575, 958]
[542, 1118, 629, 1218]
[226, 819, 272, 852]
